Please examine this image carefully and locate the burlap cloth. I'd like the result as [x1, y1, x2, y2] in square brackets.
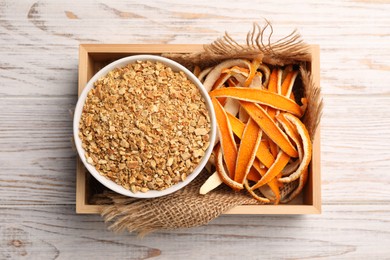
[91, 22, 323, 235]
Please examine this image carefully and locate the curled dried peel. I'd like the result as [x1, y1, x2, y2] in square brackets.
[198, 67, 212, 82]
[212, 97, 237, 178]
[212, 73, 231, 91]
[244, 56, 262, 87]
[257, 64, 271, 87]
[249, 150, 290, 190]
[222, 66, 249, 78]
[276, 113, 303, 177]
[244, 179, 270, 204]
[203, 59, 249, 92]
[278, 113, 312, 183]
[252, 159, 281, 204]
[199, 60, 312, 205]
[215, 145, 243, 190]
[280, 70, 298, 97]
[281, 169, 308, 203]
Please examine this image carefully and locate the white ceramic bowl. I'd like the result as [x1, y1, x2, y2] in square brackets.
[74, 55, 217, 198]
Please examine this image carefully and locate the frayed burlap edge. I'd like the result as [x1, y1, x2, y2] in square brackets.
[164, 21, 311, 71]
[92, 21, 323, 235]
[94, 171, 257, 237]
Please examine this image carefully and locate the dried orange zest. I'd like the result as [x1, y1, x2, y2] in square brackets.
[252, 159, 281, 203]
[227, 112, 245, 137]
[227, 112, 275, 167]
[198, 67, 212, 82]
[280, 70, 298, 97]
[267, 68, 281, 93]
[269, 140, 279, 158]
[257, 64, 271, 87]
[193, 65, 201, 77]
[212, 73, 230, 91]
[212, 97, 237, 178]
[245, 57, 262, 87]
[203, 59, 248, 92]
[215, 145, 243, 190]
[240, 101, 298, 158]
[257, 141, 275, 168]
[276, 113, 300, 146]
[278, 113, 312, 183]
[222, 66, 249, 77]
[281, 169, 308, 203]
[244, 180, 270, 204]
[234, 118, 262, 184]
[246, 162, 266, 182]
[227, 77, 238, 88]
[266, 68, 282, 122]
[210, 87, 302, 117]
[250, 151, 290, 190]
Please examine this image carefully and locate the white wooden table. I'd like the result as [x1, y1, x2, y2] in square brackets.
[1, 1, 389, 259]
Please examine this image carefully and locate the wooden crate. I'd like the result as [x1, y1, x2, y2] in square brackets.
[76, 44, 321, 214]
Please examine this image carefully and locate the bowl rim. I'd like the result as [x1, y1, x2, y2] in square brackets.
[73, 55, 217, 198]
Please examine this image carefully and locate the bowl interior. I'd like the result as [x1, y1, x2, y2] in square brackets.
[74, 55, 216, 198]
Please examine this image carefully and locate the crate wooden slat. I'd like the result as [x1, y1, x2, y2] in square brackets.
[76, 44, 321, 215]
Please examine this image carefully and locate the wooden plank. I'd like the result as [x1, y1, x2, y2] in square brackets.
[0, 1, 389, 96]
[0, 205, 389, 258]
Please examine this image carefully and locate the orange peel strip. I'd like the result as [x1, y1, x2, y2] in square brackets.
[267, 68, 281, 93]
[212, 73, 231, 91]
[203, 59, 249, 92]
[257, 64, 271, 87]
[264, 69, 282, 160]
[276, 113, 301, 147]
[193, 66, 201, 77]
[252, 159, 281, 204]
[215, 145, 243, 190]
[198, 67, 212, 82]
[227, 77, 238, 88]
[211, 97, 237, 179]
[280, 70, 298, 97]
[234, 118, 262, 184]
[240, 101, 299, 158]
[244, 179, 270, 204]
[244, 57, 262, 87]
[281, 169, 308, 203]
[210, 87, 302, 117]
[222, 66, 249, 77]
[227, 112, 275, 167]
[276, 113, 303, 176]
[250, 150, 290, 190]
[246, 162, 266, 182]
[278, 113, 312, 183]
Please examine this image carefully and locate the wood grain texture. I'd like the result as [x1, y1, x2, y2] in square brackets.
[1, 0, 389, 258]
[0, 205, 389, 259]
